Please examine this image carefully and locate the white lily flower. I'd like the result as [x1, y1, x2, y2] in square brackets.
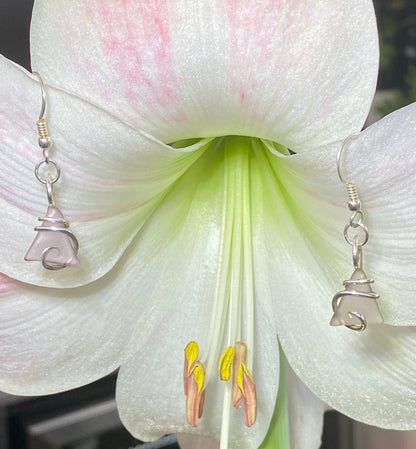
[0, 1, 416, 449]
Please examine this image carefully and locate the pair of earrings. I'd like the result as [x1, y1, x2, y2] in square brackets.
[330, 136, 383, 331]
[24, 73, 79, 270]
[24, 75, 382, 330]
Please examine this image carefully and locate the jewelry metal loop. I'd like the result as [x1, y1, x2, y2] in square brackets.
[331, 287, 377, 332]
[343, 278, 375, 286]
[35, 159, 61, 184]
[343, 221, 369, 247]
[37, 216, 69, 226]
[34, 226, 80, 256]
[349, 210, 364, 227]
[345, 312, 367, 331]
[332, 289, 379, 314]
[43, 149, 50, 164]
[41, 247, 66, 271]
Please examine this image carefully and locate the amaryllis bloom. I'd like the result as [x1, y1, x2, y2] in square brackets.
[1, 1, 416, 448]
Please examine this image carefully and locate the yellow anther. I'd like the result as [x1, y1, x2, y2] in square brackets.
[185, 341, 199, 371]
[184, 341, 200, 395]
[219, 345, 235, 380]
[192, 362, 205, 393]
[237, 363, 254, 393]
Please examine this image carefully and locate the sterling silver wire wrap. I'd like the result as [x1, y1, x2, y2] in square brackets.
[331, 136, 381, 331]
[28, 72, 79, 270]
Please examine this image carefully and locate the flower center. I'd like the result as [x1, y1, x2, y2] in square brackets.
[182, 137, 265, 448]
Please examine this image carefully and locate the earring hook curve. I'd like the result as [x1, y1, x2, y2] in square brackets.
[336, 134, 358, 184]
[32, 72, 47, 120]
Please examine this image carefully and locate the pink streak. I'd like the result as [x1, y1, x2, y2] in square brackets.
[0, 273, 16, 296]
[87, 1, 187, 123]
[224, 0, 284, 105]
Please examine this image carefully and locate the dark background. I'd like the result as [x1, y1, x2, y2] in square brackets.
[0, 0, 33, 69]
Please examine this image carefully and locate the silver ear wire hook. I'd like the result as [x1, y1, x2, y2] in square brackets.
[330, 134, 383, 331]
[32, 72, 46, 120]
[336, 134, 358, 184]
[24, 72, 80, 270]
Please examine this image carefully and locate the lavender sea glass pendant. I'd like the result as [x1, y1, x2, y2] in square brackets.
[330, 267, 383, 331]
[25, 205, 79, 270]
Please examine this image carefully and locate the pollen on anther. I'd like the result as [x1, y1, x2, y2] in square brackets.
[237, 363, 257, 427]
[219, 345, 235, 381]
[184, 341, 200, 395]
[185, 341, 199, 369]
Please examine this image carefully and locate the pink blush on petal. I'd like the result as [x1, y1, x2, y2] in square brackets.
[225, 0, 283, 64]
[0, 274, 17, 296]
[224, 0, 284, 107]
[90, 1, 186, 120]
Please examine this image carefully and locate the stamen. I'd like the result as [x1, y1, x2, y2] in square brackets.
[237, 363, 257, 427]
[219, 341, 258, 428]
[232, 341, 247, 408]
[183, 139, 259, 445]
[184, 342, 206, 426]
[184, 341, 199, 394]
[242, 151, 255, 371]
[219, 345, 235, 381]
[202, 143, 236, 380]
[185, 341, 199, 368]
[185, 361, 206, 427]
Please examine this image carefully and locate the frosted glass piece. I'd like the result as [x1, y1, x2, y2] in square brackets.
[25, 205, 80, 268]
[330, 268, 383, 328]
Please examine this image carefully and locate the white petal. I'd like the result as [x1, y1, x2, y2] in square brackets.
[251, 153, 416, 429]
[287, 366, 325, 449]
[0, 55, 206, 287]
[240, 137, 327, 447]
[276, 102, 416, 325]
[116, 140, 279, 448]
[0, 272, 121, 394]
[0, 241, 174, 395]
[282, 300, 416, 429]
[116, 301, 279, 448]
[0, 148, 224, 394]
[31, 0, 378, 148]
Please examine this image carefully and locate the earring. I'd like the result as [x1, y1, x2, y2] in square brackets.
[330, 136, 383, 331]
[24, 73, 80, 270]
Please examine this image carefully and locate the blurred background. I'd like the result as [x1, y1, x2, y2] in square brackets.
[368, 0, 416, 123]
[0, 1, 415, 448]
